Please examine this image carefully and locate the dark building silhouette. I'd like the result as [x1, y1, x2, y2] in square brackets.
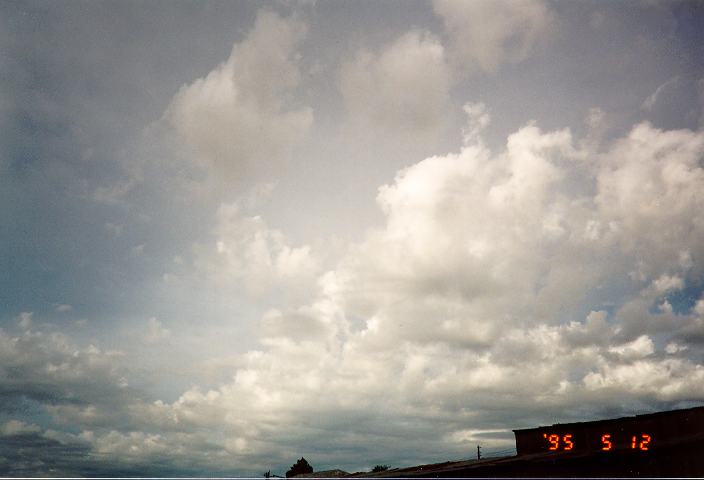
[294, 469, 350, 478]
[349, 406, 704, 477]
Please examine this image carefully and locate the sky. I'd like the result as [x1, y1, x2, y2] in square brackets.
[1, 0, 704, 476]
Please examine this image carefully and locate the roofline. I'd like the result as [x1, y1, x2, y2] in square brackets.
[512, 404, 704, 433]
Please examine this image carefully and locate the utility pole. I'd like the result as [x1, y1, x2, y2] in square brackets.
[477, 445, 481, 460]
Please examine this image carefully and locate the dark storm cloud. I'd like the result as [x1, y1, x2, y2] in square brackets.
[0, 429, 229, 477]
[0, 326, 132, 419]
[0, 431, 91, 477]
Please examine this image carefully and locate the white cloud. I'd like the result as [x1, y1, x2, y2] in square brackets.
[129, 244, 145, 258]
[696, 298, 704, 316]
[652, 274, 684, 293]
[461, 102, 491, 145]
[339, 30, 451, 138]
[595, 122, 704, 281]
[433, 0, 554, 73]
[7, 3, 704, 476]
[0, 326, 129, 409]
[45, 404, 119, 427]
[641, 76, 680, 111]
[120, 110, 704, 471]
[6, 102, 704, 475]
[195, 201, 319, 297]
[562, 311, 615, 348]
[260, 308, 331, 344]
[166, 10, 312, 181]
[17, 311, 32, 330]
[608, 335, 655, 360]
[90, 430, 171, 457]
[104, 222, 124, 236]
[582, 359, 704, 401]
[144, 317, 171, 345]
[93, 178, 139, 206]
[0, 419, 41, 436]
[665, 342, 687, 354]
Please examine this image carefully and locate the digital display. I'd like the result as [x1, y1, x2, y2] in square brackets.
[513, 406, 704, 457]
[540, 432, 651, 452]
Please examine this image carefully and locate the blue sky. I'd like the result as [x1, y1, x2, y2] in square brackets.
[1, 0, 704, 476]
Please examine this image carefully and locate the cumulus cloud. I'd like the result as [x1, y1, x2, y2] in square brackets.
[16, 311, 32, 330]
[0, 420, 41, 437]
[433, 0, 554, 73]
[608, 335, 655, 360]
[0, 324, 245, 475]
[652, 274, 684, 293]
[0, 421, 226, 477]
[333, 115, 704, 366]
[0, 326, 129, 408]
[260, 308, 331, 344]
[583, 358, 704, 402]
[461, 102, 491, 145]
[641, 76, 680, 111]
[8, 2, 704, 476]
[166, 10, 312, 181]
[144, 317, 171, 345]
[115, 107, 704, 472]
[339, 30, 451, 138]
[5, 105, 704, 475]
[595, 122, 704, 280]
[195, 200, 319, 298]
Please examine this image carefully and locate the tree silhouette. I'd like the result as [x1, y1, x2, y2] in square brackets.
[371, 465, 390, 473]
[286, 457, 313, 478]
